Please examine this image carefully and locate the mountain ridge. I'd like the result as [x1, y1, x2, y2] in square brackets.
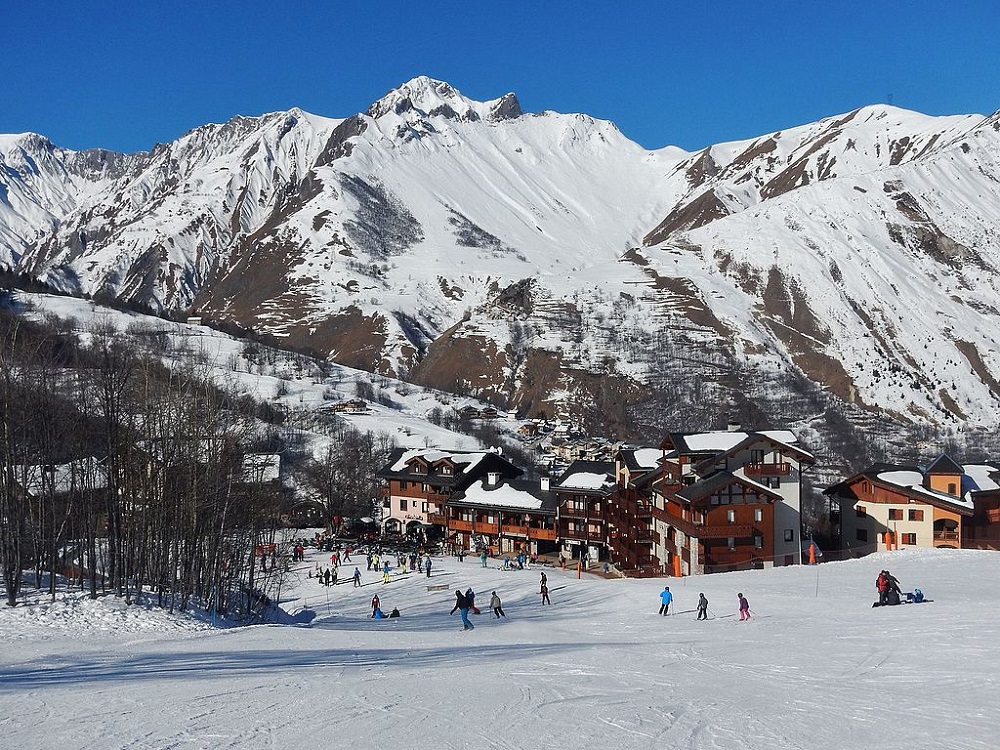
[2, 77, 999, 455]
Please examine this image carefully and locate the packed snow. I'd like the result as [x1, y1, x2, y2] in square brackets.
[2, 548, 997, 749]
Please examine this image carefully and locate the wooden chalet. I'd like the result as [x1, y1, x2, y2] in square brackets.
[375, 448, 522, 538]
[445, 475, 558, 556]
[609, 428, 814, 576]
[551, 460, 616, 564]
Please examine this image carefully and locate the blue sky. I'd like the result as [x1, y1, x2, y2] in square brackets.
[4, 1, 999, 153]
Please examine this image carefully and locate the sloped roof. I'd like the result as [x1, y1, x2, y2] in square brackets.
[555, 460, 615, 491]
[448, 478, 557, 514]
[674, 470, 781, 504]
[925, 454, 965, 475]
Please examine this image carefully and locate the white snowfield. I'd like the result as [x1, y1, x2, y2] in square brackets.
[1, 548, 996, 750]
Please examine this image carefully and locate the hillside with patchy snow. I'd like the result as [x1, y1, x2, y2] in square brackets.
[2, 77, 1000, 443]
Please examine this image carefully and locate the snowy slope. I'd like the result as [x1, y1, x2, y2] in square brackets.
[1, 547, 997, 749]
[3, 78, 1000, 430]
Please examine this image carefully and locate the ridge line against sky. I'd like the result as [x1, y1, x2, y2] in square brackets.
[3, 1, 1000, 154]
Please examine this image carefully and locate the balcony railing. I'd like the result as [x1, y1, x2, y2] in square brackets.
[933, 530, 960, 542]
[501, 524, 528, 536]
[427, 513, 447, 526]
[745, 462, 792, 477]
[474, 521, 499, 534]
[450, 519, 473, 532]
[528, 527, 556, 541]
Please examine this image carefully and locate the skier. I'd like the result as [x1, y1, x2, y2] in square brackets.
[466, 587, 480, 615]
[540, 582, 551, 605]
[738, 592, 751, 621]
[382, 569, 390, 584]
[425, 557, 432, 578]
[389, 607, 401, 618]
[331, 566, 338, 585]
[451, 589, 474, 630]
[479, 549, 488, 568]
[659, 586, 673, 616]
[697, 593, 709, 620]
[371, 593, 381, 617]
[353, 567, 362, 587]
[323, 568, 331, 587]
[490, 591, 506, 618]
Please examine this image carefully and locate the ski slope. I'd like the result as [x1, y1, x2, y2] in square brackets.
[1, 548, 996, 749]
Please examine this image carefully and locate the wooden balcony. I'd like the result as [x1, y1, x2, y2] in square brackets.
[449, 519, 473, 532]
[987, 508, 1000, 523]
[745, 462, 792, 477]
[501, 524, 528, 536]
[559, 506, 592, 519]
[427, 513, 447, 526]
[528, 527, 556, 541]
[933, 530, 960, 543]
[474, 521, 499, 534]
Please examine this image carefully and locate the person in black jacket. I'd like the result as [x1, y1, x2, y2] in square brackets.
[450, 589, 474, 630]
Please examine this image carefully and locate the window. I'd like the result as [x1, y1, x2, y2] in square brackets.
[888, 509, 903, 521]
[908, 509, 924, 522]
[754, 508, 763, 522]
[440, 465, 452, 476]
[751, 449, 765, 464]
[727, 537, 736, 550]
[947, 482, 957, 495]
[422, 483, 430, 492]
[398, 480, 407, 490]
[901, 533, 917, 545]
[754, 535, 763, 549]
[857, 528, 869, 542]
[421, 502, 428, 513]
[727, 509, 736, 523]
[399, 498, 407, 511]
[784, 529, 794, 542]
[856, 505, 867, 518]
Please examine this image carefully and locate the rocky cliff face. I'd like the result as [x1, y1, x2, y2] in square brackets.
[2, 78, 1000, 454]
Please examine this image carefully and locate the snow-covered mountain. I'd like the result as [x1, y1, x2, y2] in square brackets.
[3, 77, 1000, 438]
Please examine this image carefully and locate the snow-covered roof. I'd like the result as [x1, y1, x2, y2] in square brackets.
[964, 464, 1000, 492]
[243, 454, 280, 483]
[457, 481, 544, 511]
[391, 449, 487, 473]
[557, 471, 614, 490]
[876, 470, 924, 486]
[681, 433, 748, 452]
[875, 470, 974, 512]
[632, 448, 663, 469]
[18, 459, 107, 495]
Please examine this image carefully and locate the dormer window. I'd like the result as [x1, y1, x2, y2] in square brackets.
[947, 482, 957, 495]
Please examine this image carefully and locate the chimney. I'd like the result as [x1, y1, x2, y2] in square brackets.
[487, 471, 500, 486]
[727, 420, 742, 432]
[540, 476, 551, 491]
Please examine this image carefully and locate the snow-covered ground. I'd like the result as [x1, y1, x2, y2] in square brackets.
[2, 548, 997, 749]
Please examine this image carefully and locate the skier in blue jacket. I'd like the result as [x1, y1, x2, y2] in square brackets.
[659, 586, 673, 615]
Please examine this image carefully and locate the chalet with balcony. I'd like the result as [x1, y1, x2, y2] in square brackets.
[607, 447, 664, 573]
[445, 474, 557, 556]
[375, 448, 522, 537]
[552, 460, 616, 564]
[610, 428, 813, 576]
[824, 455, 1000, 553]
